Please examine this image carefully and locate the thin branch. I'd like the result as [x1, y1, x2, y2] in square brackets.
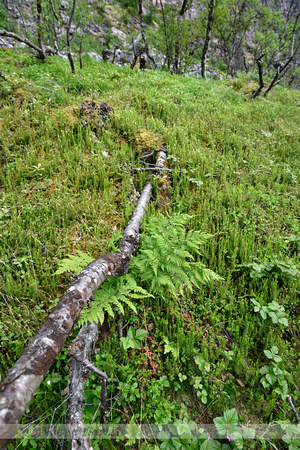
[287, 395, 300, 423]
[0, 29, 46, 59]
[49, 0, 60, 22]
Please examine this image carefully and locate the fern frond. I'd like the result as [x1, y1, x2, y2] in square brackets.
[78, 273, 149, 326]
[132, 213, 222, 298]
[55, 250, 94, 275]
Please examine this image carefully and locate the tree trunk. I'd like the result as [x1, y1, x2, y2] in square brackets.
[174, 0, 191, 74]
[159, 0, 171, 70]
[66, 0, 76, 74]
[201, 0, 215, 78]
[79, 35, 84, 69]
[0, 183, 152, 449]
[251, 53, 265, 99]
[36, 0, 44, 59]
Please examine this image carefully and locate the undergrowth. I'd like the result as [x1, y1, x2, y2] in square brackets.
[0, 49, 299, 449]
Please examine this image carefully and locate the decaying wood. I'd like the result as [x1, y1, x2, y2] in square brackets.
[0, 183, 152, 449]
[155, 148, 172, 210]
[68, 322, 102, 450]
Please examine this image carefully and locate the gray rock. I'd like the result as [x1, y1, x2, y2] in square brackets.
[87, 52, 103, 62]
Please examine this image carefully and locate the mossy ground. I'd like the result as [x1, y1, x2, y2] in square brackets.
[0, 50, 299, 449]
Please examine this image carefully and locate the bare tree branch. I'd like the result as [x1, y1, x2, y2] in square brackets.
[0, 29, 46, 59]
[287, 394, 300, 423]
[49, 0, 60, 22]
[0, 183, 152, 449]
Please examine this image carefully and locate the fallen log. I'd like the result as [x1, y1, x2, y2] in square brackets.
[0, 183, 152, 449]
[68, 321, 102, 450]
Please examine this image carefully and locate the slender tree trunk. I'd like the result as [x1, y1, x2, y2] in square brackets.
[174, 0, 191, 74]
[35, 0, 46, 59]
[159, 0, 171, 70]
[79, 35, 84, 69]
[66, 0, 76, 74]
[201, 0, 215, 78]
[36, 0, 43, 52]
[138, 0, 147, 49]
[251, 53, 265, 99]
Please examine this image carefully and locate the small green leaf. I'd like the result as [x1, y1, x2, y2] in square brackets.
[127, 326, 135, 340]
[135, 329, 147, 341]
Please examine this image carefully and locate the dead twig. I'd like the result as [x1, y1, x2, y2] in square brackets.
[287, 395, 300, 423]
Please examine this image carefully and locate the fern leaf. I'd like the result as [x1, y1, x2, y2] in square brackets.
[55, 251, 94, 275]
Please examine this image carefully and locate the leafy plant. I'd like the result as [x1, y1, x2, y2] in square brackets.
[120, 326, 147, 350]
[240, 259, 299, 282]
[55, 250, 94, 275]
[191, 354, 211, 404]
[251, 298, 289, 326]
[130, 213, 223, 298]
[282, 423, 300, 450]
[163, 336, 180, 360]
[259, 346, 292, 400]
[214, 407, 240, 437]
[79, 274, 151, 326]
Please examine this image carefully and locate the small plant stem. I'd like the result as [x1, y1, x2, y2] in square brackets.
[287, 395, 300, 423]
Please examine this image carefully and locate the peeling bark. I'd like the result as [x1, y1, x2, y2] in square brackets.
[68, 322, 99, 450]
[155, 148, 171, 210]
[0, 183, 152, 449]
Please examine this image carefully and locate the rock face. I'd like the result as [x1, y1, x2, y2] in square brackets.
[3, 0, 198, 48]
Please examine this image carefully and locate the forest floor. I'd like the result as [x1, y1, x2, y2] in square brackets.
[0, 49, 300, 449]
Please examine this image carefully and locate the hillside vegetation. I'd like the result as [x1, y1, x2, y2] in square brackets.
[0, 49, 300, 449]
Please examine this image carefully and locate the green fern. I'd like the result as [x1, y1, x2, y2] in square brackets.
[55, 250, 94, 275]
[79, 274, 153, 326]
[56, 213, 222, 327]
[163, 336, 180, 360]
[129, 213, 223, 298]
